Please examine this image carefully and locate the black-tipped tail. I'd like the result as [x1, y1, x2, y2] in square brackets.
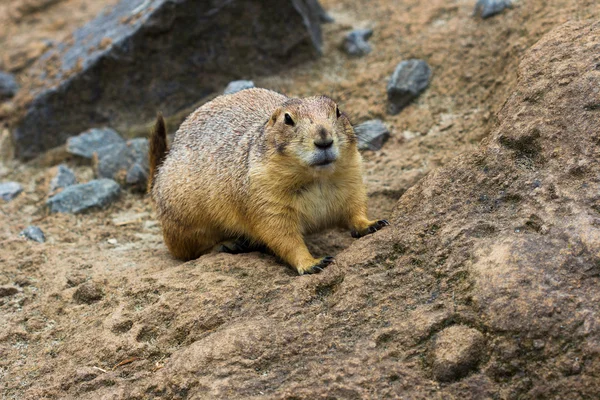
[148, 113, 168, 193]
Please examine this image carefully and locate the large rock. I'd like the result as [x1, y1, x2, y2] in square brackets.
[66, 128, 124, 159]
[46, 179, 120, 213]
[11, 0, 326, 160]
[107, 20, 598, 398]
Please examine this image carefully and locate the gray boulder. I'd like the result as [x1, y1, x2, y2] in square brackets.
[355, 119, 390, 151]
[12, 0, 326, 160]
[93, 138, 149, 190]
[20, 226, 46, 243]
[0, 181, 23, 201]
[343, 29, 373, 57]
[474, 0, 512, 18]
[0, 71, 19, 100]
[66, 128, 124, 159]
[387, 59, 432, 115]
[47, 179, 120, 214]
[224, 80, 255, 95]
[49, 164, 77, 193]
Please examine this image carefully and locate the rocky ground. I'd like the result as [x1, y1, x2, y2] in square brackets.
[1, 0, 600, 399]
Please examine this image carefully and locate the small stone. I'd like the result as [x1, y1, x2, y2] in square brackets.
[49, 164, 77, 193]
[0, 181, 23, 201]
[343, 28, 373, 57]
[66, 273, 87, 288]
[474, 0, 512, 19]
[66, 128, 124, 159]
[0, 71, 19, 100]
[224, 80, 255, 95]
[20, 226, 45, 243]
[73, 282, 104, 304]
[430, 325, 485, 382]
[354, 120, 390, 151]
[47, 179, 120, 214]
[387, 59, 432, 115]
[0, 286, 20, 298]
[94, 138, 149, 189]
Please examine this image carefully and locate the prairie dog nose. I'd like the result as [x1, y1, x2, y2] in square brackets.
[314, 137, 333, 149]
[314, 126, 333, 149]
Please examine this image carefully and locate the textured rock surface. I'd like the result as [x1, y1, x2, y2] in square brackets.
[343, 28, 373, 56]
[387, 59, 432, 115]
[355, 119, 390, 150]
[0, 181, 23, 201]
[66, 128, 124, 159]
[430, 326, 485, 382]
[223, 80, 255, 95]
[0, 71, 19, 99]
[19, 225, 46, 243]
[46, 179, 120, 213]
[474, 0, 512, 18]
[93, 138, 149, 190]
[11, 0, 326, 160]
[73, 282, 103, 304]
[3, 4, 600, 399]
[49, 164, 76, 193]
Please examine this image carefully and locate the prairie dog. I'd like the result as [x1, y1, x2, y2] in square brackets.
[149, 88, 388, 275]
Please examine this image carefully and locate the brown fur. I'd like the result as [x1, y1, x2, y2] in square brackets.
[149, 88, 387, 275]
[148, 113, 168, 193]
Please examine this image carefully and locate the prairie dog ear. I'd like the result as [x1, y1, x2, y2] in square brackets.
[268, 107, 283, 127]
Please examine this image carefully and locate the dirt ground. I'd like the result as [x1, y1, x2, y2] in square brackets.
[1, 0, 599, 399]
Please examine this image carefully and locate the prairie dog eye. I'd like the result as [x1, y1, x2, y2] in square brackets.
[336, 105, 341, 119]
[284, 113, 295, 126]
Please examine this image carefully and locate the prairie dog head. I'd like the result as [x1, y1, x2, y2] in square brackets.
[266, 96, 357, 171]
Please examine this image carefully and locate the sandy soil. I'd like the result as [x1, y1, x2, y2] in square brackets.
[1, 0, 599, 398]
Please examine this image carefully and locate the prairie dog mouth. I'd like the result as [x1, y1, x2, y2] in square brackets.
[309, 149, 338, 167]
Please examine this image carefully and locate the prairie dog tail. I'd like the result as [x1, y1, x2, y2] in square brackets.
[148, 113, 168, 193]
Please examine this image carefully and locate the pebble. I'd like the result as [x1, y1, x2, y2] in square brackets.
[354, 119, 390, 150]
[66, 128, 124, 159]
[0, 181, 23, 201]
[47, 179, 120, 214]
[49, 164, 77, 193]
[343, 28, 373, 57]
[430, 325, 485, 382]
[474, 0, 512, 18]
[0, 71, 19, 99]
[73, 282, 104, 304]
[387, 59, 432, 115]
[20, 226, 46, 243]
[224, 80, 255, 95]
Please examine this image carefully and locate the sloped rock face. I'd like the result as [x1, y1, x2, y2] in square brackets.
[11, 0, 325, 160]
